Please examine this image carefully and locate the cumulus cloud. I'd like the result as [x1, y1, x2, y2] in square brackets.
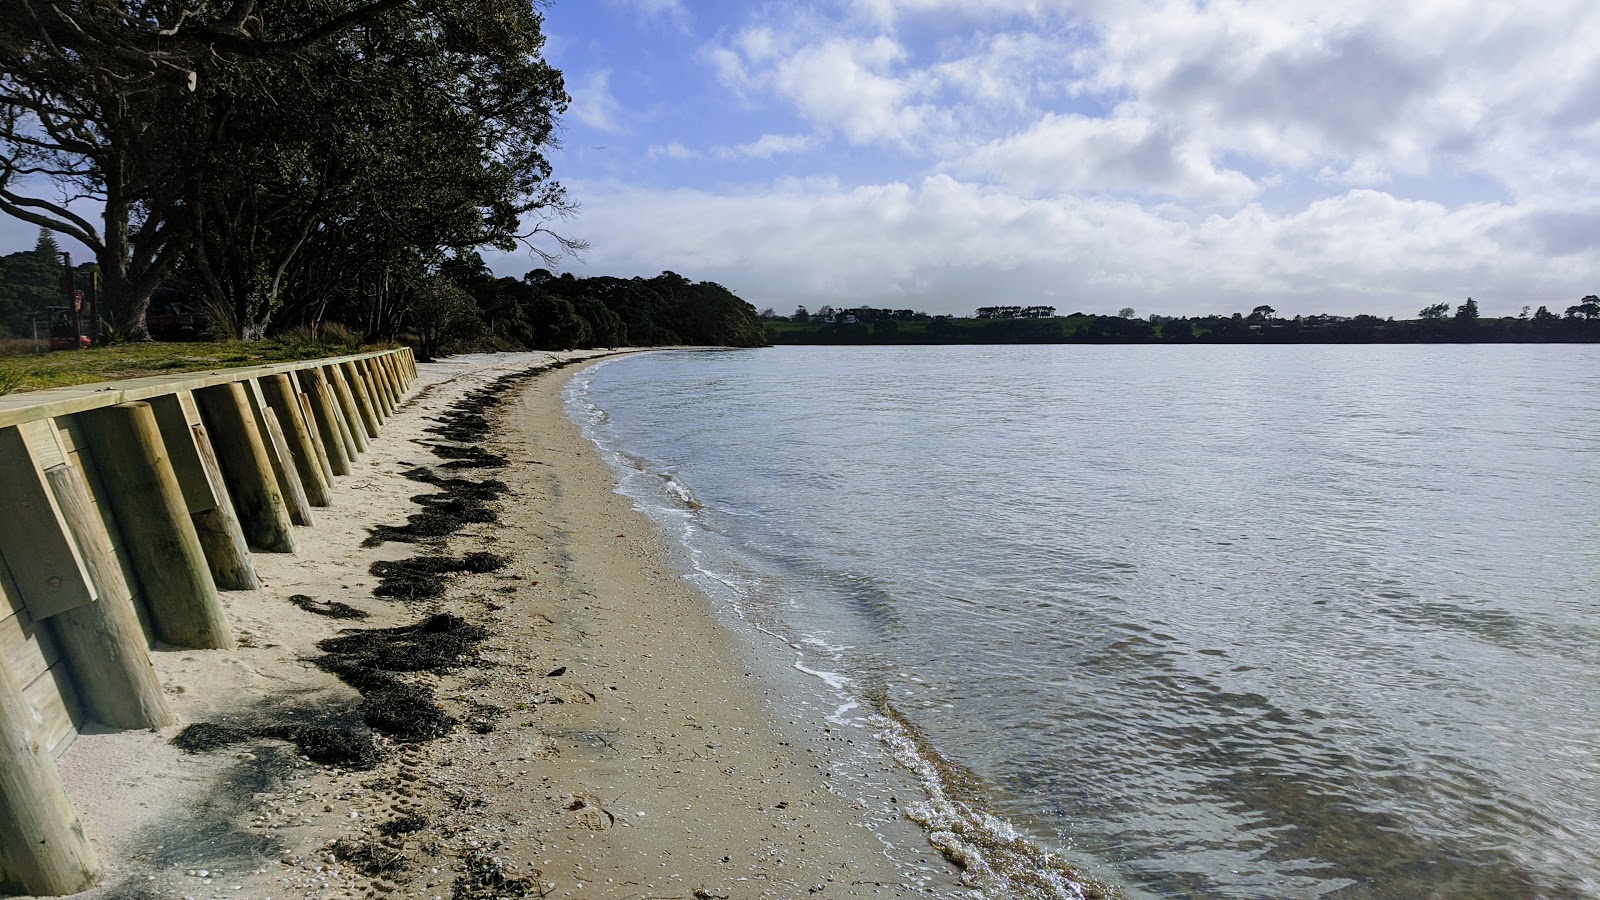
[532, 0, 1600, 315]
[568, 70, 628, 134]
[959, 109, 1260, 204]
[718, 133, 817, 159]
[498, 176, 1595, 318]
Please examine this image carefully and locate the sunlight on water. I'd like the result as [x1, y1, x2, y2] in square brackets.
[565, 345, 1600, 899]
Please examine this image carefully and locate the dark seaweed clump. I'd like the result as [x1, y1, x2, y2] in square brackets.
[377, 814, 430, 837]
[329, 838, 406, 877]
[289, 593, 370, 620]
[370, 552, 508, 601]
[452, 850, 543, 900]
[362, 470, 508, 547]
[173, 721, 383, 769]
[433, 444, 508, 469]
[315, 614, 486, 742]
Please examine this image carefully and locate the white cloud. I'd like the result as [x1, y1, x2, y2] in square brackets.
[502, 176, 1596, 318]
[718, 133, 817, 159]
[568, 70, 628, 134]
[959, 108, 1260, 204]
[648, 142, 699, 160]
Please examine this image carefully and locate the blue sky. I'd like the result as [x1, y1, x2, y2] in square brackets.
[6, 0, 1598, 318]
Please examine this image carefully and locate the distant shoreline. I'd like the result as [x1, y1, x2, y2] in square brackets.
[767, 313, 1600, 346]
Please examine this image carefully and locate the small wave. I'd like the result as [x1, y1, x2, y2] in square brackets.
[874, 701, 1123, 900]
[659, 473, 703, 509]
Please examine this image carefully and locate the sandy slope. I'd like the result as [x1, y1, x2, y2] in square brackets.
[39, 350, 962, 900]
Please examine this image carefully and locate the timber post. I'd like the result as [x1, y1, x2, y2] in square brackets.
[261, 374, 331, 508]
[194, 382, 297, 553]
[146, 393, 260, 591]
[242, 383, 313, 526]
[76, 402, 233, 651]
[303, 368, 353, 475]
[326, 365, 369, 453]
[341, 362, 382, 438]
[42, 464, 174, 730]
[0, 657, 99, 897]
[361, 360, 392, 419]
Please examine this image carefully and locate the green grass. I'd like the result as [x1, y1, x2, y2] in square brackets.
[0, 338, 395, 396]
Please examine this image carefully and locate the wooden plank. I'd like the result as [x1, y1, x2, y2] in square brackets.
[0, 652, 98, 894]
[0, 426, 97, 619]
[243, 379, 313, 526]
[146, 393, 220, 514]
[62, 437, 134, 555]
[0, 348, 411, 430]
[22, 662, 81, 759]
[0, 610, 58, 689]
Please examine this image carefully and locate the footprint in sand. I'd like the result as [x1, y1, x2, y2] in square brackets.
[560, 793, 615, 830]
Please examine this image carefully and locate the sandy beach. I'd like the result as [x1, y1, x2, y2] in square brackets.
[37, 350, 963, 900]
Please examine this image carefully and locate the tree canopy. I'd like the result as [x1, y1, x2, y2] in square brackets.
[1, 0, 576, 341]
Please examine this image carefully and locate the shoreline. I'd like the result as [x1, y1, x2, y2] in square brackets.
[38, 350, 964, 900]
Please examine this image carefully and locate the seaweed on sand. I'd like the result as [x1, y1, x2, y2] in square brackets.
[370, 552, 508, 600]
[315, 614, 486, 742]
[172, 721, 383, 769]
[289, 593, 370, 620]
[361, 468, 507, 547]
[452, 851, 543, 900]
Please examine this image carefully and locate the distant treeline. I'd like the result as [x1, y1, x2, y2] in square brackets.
[433, 260, 767, 357]
[766, 298, 1600, 345]
[1, 233, 766, 357]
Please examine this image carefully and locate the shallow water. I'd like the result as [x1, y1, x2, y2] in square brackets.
[564, 344, 1600, 899]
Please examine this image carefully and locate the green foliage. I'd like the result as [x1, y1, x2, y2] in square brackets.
[768, 298, 1600, 346]
[1419, 302, 1451, 320]
[442, 268, 768, 352]
[408, 278, 484, 361]
[3, 0, 573, 342]
[0, 233, 66, 335]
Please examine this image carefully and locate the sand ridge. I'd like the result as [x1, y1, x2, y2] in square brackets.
[37, 350, 964, 900]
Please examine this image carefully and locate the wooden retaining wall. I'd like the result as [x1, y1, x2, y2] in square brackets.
[0, 348, 416, 896]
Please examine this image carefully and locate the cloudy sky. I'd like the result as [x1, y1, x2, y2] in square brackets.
[515, 0, 1600, 317]
[5, 0, 1597, 318]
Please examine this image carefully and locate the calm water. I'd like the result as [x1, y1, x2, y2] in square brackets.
[564, 345, 1599, 899]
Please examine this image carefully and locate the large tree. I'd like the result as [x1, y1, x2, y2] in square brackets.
[179, 0, 572, 339]
[1, 0, 573, 339]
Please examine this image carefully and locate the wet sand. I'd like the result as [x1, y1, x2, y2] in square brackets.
[43, 350, 961, 900]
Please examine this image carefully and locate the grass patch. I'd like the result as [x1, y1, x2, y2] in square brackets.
[0, 338, 396, 395]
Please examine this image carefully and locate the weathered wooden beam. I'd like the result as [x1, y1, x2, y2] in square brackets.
[0, 427, 97, 621]
[302, 368, 353, 476]
[260, 374, 330, 508]
[76, 403, 232, 650]
[359, 360, 392, 420]
[187, 423, 262, 589]
[241, 381, 312, 526]
[326, 365, 369, 453]
[146, 394, 260, 590]
[194, 383, 296, 554]
[39, 465, 174, 730]
[377, 355, 402, 405]
[340, 362, 382, 438]
[289, 372, 336, 485]
[0, 654, 99, 896]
